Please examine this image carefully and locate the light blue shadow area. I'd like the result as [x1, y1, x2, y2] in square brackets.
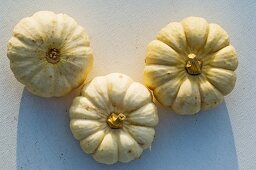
[17, 89, 238, 170]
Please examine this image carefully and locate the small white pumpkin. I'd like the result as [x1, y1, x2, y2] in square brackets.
[69, 73, 158, 164]
[144, 16, 238, 115]
[7, 11, 93, 97]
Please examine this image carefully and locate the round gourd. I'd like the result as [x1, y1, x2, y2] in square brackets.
[69, 73, 158, 164]
[7, 11, 93, 97]
[144, 16, 238, 115]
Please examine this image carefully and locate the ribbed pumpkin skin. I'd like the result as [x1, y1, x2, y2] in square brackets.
[144, 16, 238, 115]
[7, 11, 93, 97]
[69, 73, 159, 164]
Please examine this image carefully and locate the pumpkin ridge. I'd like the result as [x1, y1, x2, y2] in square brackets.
[57, 14, 79, 46]
[198, 75, 223, 110]
[79, 130, 105, 154]
[197, 23, 210, 54]
[122, 126, 142, 147]
[144, 65, 184, 89]
[58, 60, 88, 92]
[31, 14, 53, 41]
[156, 22, 188, 54]
[16, 61, 46, 85]
[70, 119, 105, 140]
[8, 37, 45, 54]
[69, 99, 107, 120]
[124, 101, 151, 117]
[181, 23, 191, 54]
[59, 59, 85, 70]
[122, 81, 134, 111]
[123, 119, 157, 128]
[64, 26, 88, 46]
[61, 46, 90, 57]
[171, 76, 201, 114]
[209, 63, 238, 71]
[154, 72, 186, 107]
[121, 82, 153, 114]
[106, 73, 133, 113]
[152, 40, 187, 62]
[27, 17, 46, 43]
[205, 68, 236, 95]
[208, 45, 238, 71]
[55, 63, 73, 90]
[171, 74, 187, 103]
[91, 130, 107, 155]
[181, 17, 209, 54]
[13, 25, 44, 50]
[93, 78, 114, 113]
[81, 95, 109, 117]
[123, 124, 154, 149]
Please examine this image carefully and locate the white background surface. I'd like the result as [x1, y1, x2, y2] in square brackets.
[0, 0, 256, 169]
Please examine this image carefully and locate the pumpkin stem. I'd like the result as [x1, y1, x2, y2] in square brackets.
[107, 113, 126, 129]
[185, 54, 202, 75]
[46, 48, 60, 64]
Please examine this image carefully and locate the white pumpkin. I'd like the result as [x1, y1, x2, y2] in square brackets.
[144, 16, 238, 115]
[69, 73, 158, 164]
[7, 11, 93, 97]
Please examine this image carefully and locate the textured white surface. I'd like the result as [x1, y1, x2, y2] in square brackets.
[0, 0, 255, 169]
